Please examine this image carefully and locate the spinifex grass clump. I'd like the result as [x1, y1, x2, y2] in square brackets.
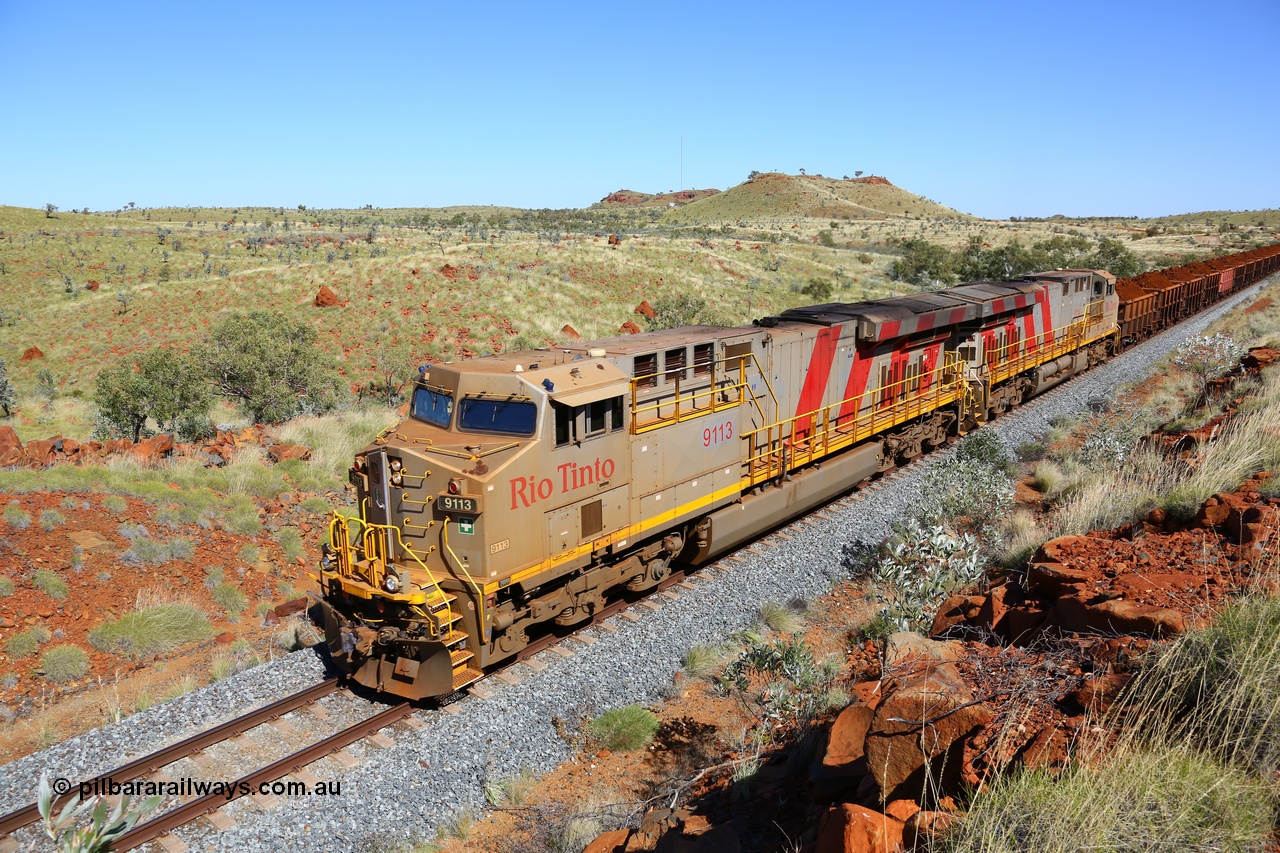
[938, 743, 1275, 853]
[1121, 595, 1280, 778]
[88, 601, 212, 658]
[589, 705, 660, 752]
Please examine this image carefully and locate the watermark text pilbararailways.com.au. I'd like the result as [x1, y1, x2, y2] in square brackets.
[50, 775, 342, 801]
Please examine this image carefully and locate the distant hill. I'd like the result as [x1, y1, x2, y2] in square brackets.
[1147, 209, 1280, 229]
[595, 188, 722, 208]
[662, 173, 972, 223]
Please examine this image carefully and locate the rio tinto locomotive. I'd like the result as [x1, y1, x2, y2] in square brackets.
[314, 245, 1280, 700]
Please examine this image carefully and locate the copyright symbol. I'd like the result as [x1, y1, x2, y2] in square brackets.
[51, 777, 71, 796]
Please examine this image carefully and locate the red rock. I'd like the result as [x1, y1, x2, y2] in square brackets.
[903, 810, 956, 850]
[583, 829, 631, 853]
[86, 280, 100, 291]
[977, 584, 1015, 635]
[822, 699, 876, 770]
[131, 434, 174, 464]
[885, 799, 919, 822]
[929, 594, 984, 636]
[103, 438, 134, 454]
[619, 321, 642, 335]
[274, 597, 308, 618]
[1002, 606, 1046, 645]
[313, 286, 338, 307]
[1193, 495, 1231, 529]
[866, 635, 991, 802]
[1027, 562, 1093, 596]
[19, 346, 44, 362]
[0, 426, 23, 466]
[262, 610, 280, 627]
[561, 325, 581, 340]
[1019, 726, 1069, 771]
[214, 631, 235, 644]
[608, 234, 622, 246]
[1069, 672, 1131, 714]
[23, 439, 57, 467]
[635, 301, 658, 320]
[1033, 535, 1090, 564]
[267, 443, 312, 463]
[680, 815, 710, 836]
[817, 804, 905, 853]
[61, 439, 79, 455]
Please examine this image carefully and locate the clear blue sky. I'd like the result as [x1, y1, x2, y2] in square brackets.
[1, 0, 1276, 218]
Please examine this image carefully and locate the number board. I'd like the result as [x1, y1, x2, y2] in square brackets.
[437, 494, 479, 514]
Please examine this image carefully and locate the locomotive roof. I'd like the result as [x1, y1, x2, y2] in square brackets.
[770, 279, 1048, 342]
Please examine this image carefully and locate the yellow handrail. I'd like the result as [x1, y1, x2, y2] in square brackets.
[742, 353, 967, 486]
[442, 516, 487, 643]
[327, 509, 459, 641]
[630, 351, 777, 434]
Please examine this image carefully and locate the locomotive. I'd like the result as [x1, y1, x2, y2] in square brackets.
[314, 245, 1280, 700]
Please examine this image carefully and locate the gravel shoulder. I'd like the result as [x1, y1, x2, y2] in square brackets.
[0, 280, 1269, 853]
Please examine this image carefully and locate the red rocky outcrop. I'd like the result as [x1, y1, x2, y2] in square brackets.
[313, 286, 338, 307]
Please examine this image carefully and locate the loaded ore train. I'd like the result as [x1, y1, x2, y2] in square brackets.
[314, 243, 1280, 700]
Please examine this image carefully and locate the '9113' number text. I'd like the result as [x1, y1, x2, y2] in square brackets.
[703, 420, 733, 447]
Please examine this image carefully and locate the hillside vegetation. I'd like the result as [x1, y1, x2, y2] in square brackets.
[0, 177, 1274, 442]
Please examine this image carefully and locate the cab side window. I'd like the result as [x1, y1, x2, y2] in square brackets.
[558, 396, 626, 446]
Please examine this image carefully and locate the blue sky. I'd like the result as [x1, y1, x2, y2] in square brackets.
[1, 0, 1276, 218]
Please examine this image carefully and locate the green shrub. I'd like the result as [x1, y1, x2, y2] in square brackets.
[227, 508, 262, 536]
[38, 509, 65, 531]
[275, 528, 303, 562]
[40, 645, 89, 683]
[102, 495, 128, 514]
[300, 497, 330, 513]
[88, 603, 213, 658]
[590, 705, 659, 752]
[212, 583, 247, 620]
[0, 577, 14, 597]
[3, 505, 31, 530]
[868, 518, 984, 633]
[33, 569, 69, 600]
[166, 538, 194, 561]
[237, 544, 259, 564]
[5, 631, 40, 659]
[121, 537, 168, 565]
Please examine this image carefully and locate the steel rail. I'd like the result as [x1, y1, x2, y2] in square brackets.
[114, 701, 413, 851]
[0, 678, 338, 839]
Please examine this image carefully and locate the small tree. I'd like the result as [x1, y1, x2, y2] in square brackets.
[94, 349, 211, 442]
[648, 294, 711, 330]
[45, 203, 58, 218]
[1174, 334, 1246, 402]
[201, 311, 342, 423]
[0, 358, 15, 417]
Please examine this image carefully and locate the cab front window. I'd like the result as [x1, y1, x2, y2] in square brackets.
[458, 397, 537, 436]
[411, 387, 454, 428]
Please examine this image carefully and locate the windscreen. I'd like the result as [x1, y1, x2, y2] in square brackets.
[457, 397, 537, 436]
[410, 387, 454, 428]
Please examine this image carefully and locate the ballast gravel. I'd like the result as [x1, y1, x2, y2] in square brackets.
[0, 280, 1270, 853]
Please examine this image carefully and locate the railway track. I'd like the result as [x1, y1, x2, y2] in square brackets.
[0, 678, 408, 853]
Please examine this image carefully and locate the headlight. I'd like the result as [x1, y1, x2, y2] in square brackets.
[390, 473, 403, 486]
[389, 458, 402, 472]
[383, 574, 400, 593]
